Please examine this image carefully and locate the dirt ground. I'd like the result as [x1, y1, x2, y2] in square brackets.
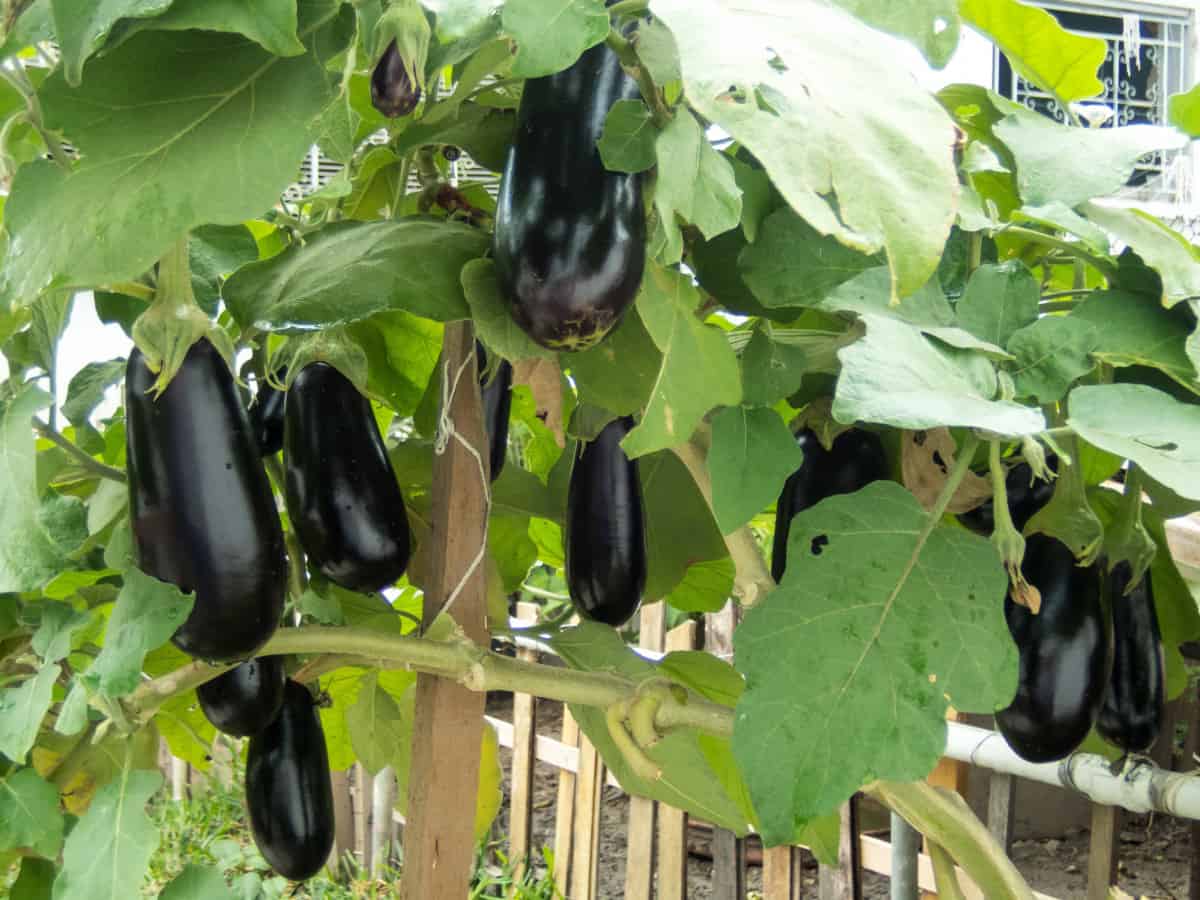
[486, 696, 1196, 900]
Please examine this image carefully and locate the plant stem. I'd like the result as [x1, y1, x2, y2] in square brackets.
[605, 29, 672, 127]
[264, 455, 308, 602]
[672, 433, 776, 607]
[928, 839, 969, 900]
[1000, 226, 1117, 282]
[608, 0, 649, 15]
[101, 281, 156, 302]
[33, 420, 127, 483]
[0, 59, 70, 168]
[1041, 289, 1092, 301]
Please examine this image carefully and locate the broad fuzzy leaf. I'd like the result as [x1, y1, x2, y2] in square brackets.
[1081, 204, 1200, 308]
[598, 99, 658, 174]
[708, 406, 803, 535]
[502, 0, 608, 78]
[0, 768, 64, 858]
[159, 865, 237, 900]
[955, 261, 1038, 348]
[641, 451, 728, 601]
[829, 0, 960, 68]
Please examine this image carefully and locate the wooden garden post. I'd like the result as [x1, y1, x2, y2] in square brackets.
[401, 322, 490, 899]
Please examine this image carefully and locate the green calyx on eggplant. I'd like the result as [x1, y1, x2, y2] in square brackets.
[493, 33, 645, 352]
[197, 655, 286, 737]
[370, 39, 421, 118]
[1097, 563, 1164, 753]
[248, 368, 286, 457]
[284, 362, 411, 593]
[995, 533, 1112, 763]
[959, 457, 1057, 537]
[476, 341, 512, 483]
[246, 680, 335, 882]
[125, 338, 287, 661]
[771, 427, 887, 583]
[565, 415, 646, 626]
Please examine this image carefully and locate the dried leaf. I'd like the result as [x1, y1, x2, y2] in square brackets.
[513, 358, 565, 448]
[901, 428, 992, 513]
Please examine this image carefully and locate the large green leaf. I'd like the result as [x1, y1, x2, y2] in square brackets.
[225, 219, 488, 331]
[641, 450, 728, 601]
[501, 0, 608, 78]
[1080, 204, 1200, 308]
[0, 664, 60, 763]
[50, 0, 172, 85]
[1, 1, 354, 308]
[31, 601, 92, 663]
[61, 360, 126, 428]
[51, 767, 163, 900]
[821, 267, 954, 328]
[652, 0, 958, 301]
[1067, 384, 1200, 502]
[739, 326, 822, 408]
[955, 261, 1038, 348]
[159, 865, 237, 900]
[345, 671, 413, 776]
[1007, 315, 1096, 403]
[1071, 290, 1196, 388]
[833, 314, 1045, 435]
[11, 857, 56, 900]
[107, 0, 305, 59]
[349, 311, 444, 416]
[707, 406, 803, 535]
[0, 768, 64, 858]
[0, 387, 88, 592]
[460, 258, 554, 361]
[621, 264, 741, 458]
[734, 481, 1015, 840]
[597, 99, 658, 174]
[565, 309, 661, 416]
[665, 558, 734, 614]
[829, 0, 959, 68]
[959, 0, 1106, 107]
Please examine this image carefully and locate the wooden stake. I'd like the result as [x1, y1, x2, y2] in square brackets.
[510, 605, 539, 883]
[552, 708, 580, 891]
[706, 600, 747, 900]
[1086, 805, 1120, 900]
[401, 323, 490, 900]
[657, 621, 697, 900]
[625, 603, 666, 900]
[570, 733, 604, 900]
[329, 768, 355, 879]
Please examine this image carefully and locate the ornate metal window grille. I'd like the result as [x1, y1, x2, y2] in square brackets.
[993, 3, 1193, 205]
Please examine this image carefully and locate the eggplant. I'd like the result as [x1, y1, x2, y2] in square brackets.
[493, 33, 645, 351]
[370, 39, 421, 117]
[246, 680, 334, 881]
[958, 459, 1056, 536]
[197, 655, 286, 737]
[284, 362, 411, 592]
[125, 339, 287, 661]
[1097, 564, 1164, 753]
[996, 534, 1112, 763]
[564, 415, 646, 626]
[771, 428, 888, 583]
[476, 341, 512, 483]
[248, 369, 286, 457]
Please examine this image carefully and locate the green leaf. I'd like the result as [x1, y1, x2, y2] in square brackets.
[708, 406, 803, 535]
[597, 99, 658, 173]
[1169, 83, 1200, 137]
[739, 326, 814, 408]
[107, 0, 305, 60]
[62, 360, 125, 428]
[821, 267, 955, 327]
[798, 812, 841, 866]
[634, 16, 679, 84]
[2, 2, 354, 308]
[225, 219, 488, 331]
[0, 388, 89, 590]
[30, 291, 73, 375]
[188, 224, 261, 317]
[153, 690, 216, 772]
[565, 309, 661, 416]
[159, 864, 237, 900]
[488, 515, 537, 593]
[955, 261, 1038, 348]
[424, 0, 500, 44]
[319, 666, 368, 771]
[51, 767, 163, 900]
[828, 0, 959, 68]
[55, 683, 89, 737]
[959, 0, 1106, 106]
[460, 258, 554, 361]
[734, 481, 1015, 838]
[346, 672, 413, 776]
[0, 768, 64, 858]
[31, 601, 91, 663]
[833, 315, 1045, 435]
[349, 311, 444, 417]
[653, 0, 958, 301]
[740, 208, 880, 310]
[1007, 316, 1096, 404]
[653, 110, 742, 260]
[659, 650, 743, 706]
[0, 663, 60, 765]
[641, 451, 728, 601]
[995, 110, 1187, 208]
[665, 557, 734, 614]
[622, 265, 741, 458]
[84, 568, 194, 698]
[1067, 384, 1200, 502]
[501, 0, 609, 79]
[11, 857, 56, 900]
[1071, 290, 1197, 388]
[1080, 204, 1200, 307]
[50, 0, 173, 86]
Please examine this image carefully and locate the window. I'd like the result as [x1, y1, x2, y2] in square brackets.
[993, 2, 1193, 205]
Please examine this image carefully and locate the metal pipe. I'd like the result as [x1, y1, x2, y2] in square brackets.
[889, 811, 921, 900]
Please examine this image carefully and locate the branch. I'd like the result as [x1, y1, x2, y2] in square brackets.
[33, 420, 128, 483]
[999, 225, 1118, 282]
[264, 456, 308, 602]
[605, 29, 672, 127]
[0, 60, 70, 168]
[671, 433, 776, 607]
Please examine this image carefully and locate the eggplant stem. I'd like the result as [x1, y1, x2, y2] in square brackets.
[32, 420, 128, 483]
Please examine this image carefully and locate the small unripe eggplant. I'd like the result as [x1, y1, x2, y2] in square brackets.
[371, 40, 421, 118]
[197, 655, 286, 737]
[476, 342, 512, 483]
[565, 416, 646, 626]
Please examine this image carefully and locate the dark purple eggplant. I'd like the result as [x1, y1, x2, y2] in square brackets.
[771, 428, 888, 583]
[564, 415, 645, 626]
[125, 339, 286, 661]
[246, 680, 334, 881]
[493, 34, 645, 351]
[996, 534, 1112, 763]
[1097, 564, 1164, 753]
[370, 39, 421, 117]
[248, 369, 286, 457]
[197, 655, 286, 737]
[476, 341, 512, 483]
[284, 362, 411, 593]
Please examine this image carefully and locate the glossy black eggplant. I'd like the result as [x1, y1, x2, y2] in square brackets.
[996, 534, 1112, 763]
[246, 680, 334, 881]
[125, 339, 287, 661]
[284, 362, 411, 592]
[248, 369, 286, 457]
[476, 342, 512, 483]
[197, 655, 286, 737]
[1097, 564, 1164, 753]
[370, 40, 421, 117]
[958, 459, 1057, 536]
[493, 34, 645, 351]
[771, 428, 888, 583]
[564, 416, 646, 626]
